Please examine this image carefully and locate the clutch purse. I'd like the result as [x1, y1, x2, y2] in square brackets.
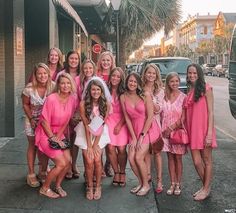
[48, 138, 71, 150]
[169, 125, 189, 145]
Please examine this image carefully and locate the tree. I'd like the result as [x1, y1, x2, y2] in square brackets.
[105, 0, 181, 69]
[165, 44, 178, 56]
[177, 44, 193, 58]
[213, 23, 234, 62]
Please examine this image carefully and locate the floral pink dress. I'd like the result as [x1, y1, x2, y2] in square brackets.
[35, 93, 77, 158]
[22, 83, 47, 137]
[184, 84, 217, 150]
[161, 92, 187, 155]
[124, 95, 160, 144]
[106, 95, 129, 146]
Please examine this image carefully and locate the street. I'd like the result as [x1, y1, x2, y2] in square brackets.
[206, 76, 236, 140]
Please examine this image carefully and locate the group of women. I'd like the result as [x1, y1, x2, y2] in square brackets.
[22, 48, 217, 202]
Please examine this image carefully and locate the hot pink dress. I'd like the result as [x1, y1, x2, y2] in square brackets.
[106, 95, 129, 146]
[161, 92, 187, 155]
[124, 96, 160, 144]
[35, 93, 77, 158]
[184, 84, 217, 150]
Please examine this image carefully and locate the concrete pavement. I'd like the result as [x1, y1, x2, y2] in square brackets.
[0, 129, 236, 213]
[0, 132, 158, 213]
[154, 130, 236, 213]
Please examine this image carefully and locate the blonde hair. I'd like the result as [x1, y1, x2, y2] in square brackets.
[97, 51, 116, 72]
[47, 47, 64, 71]
[54, 72, 77, 94]
[164, 72, 180, 101]
[142, 63, 163, 95]
[79, 59, 96, 91]
[31, 62, 54, 95]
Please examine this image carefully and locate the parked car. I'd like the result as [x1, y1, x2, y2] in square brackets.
[126, 63, 138, 74]
[214, 64, 229, 77]
[229, 24, 236, 119]
[135, 62, 143, 74]
[202, 64, 216, 76]
[139, 57, 192, 93]
[225, 69, 229, 79]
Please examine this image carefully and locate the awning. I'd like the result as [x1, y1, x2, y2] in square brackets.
[53, 0, 88, 37]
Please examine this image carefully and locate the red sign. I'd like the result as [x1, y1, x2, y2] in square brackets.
[92, 44, 102, 53]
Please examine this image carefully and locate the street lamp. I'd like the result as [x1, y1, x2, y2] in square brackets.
[110, 0, 121, 66]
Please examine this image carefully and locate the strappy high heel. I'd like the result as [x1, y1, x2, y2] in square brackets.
[94, 186, 102, 200]
[86, 186, 93, 200]
[166, 182, 175, 195]
[119, 172, 126, 187]
[174, 183, 181, 196]
[112, 172, 120, 186]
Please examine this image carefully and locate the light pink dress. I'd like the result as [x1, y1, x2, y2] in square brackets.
[106, 95, 129, 146]
[161, 92, 187, 155]
[35, 93, 77, 158]
[124, 96, 160, 144]
[153, 89, 165, 126]
[75, 76, 84, 102]
[184, 84, 217, 150]
[74, 105, 110, 149]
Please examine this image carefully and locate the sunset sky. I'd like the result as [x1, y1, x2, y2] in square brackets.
[144, 0, 235, 45]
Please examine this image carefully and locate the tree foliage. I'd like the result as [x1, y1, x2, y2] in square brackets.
[105, 0, 182, 68]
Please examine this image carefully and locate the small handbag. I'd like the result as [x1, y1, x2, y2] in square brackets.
[48, 138, 71, 150]
[169, 123, 189, 145]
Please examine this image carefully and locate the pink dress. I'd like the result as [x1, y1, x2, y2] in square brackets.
[124, 96, 160, 144]
[184, 84, 217, 150]
[161, 92, 187, 155]
[75, 76, 83, 102]
[35, 93, 77, 158]
[97, 70, 109, 84]
[106, 95, 129, 146]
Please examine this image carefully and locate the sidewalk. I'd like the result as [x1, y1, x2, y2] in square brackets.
[0, 133, 158, 213]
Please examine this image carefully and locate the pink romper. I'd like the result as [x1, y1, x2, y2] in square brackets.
[35, 93, 77, 158]
[184, 84, 217, 150]
[161, 92, 187, 155]
[124, 96, 160, 144]
[106, 95, 129, 146]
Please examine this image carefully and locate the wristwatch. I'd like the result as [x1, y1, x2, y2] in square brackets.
[140, 132, 145, 137]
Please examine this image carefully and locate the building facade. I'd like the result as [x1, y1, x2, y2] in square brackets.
[0, 0, 111, 137]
